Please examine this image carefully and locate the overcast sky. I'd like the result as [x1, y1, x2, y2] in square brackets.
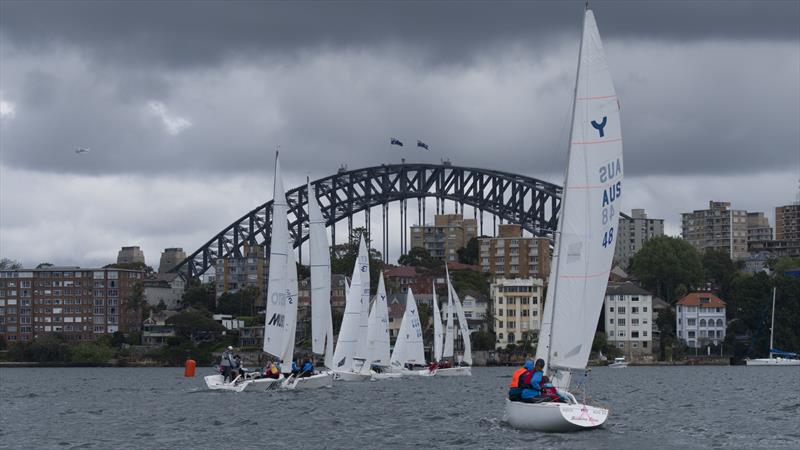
[1, 0, 798, 270]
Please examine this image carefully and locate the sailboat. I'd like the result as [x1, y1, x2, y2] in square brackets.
[367, 273, 401, 380]
[505, 6, 620, 431]
[745, 288, 800, 366]
[436, 266, 472, 376]
[389, 288, 428, 375]
[331, 235, 373, 381]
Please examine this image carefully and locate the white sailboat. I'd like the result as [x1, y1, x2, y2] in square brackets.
[432, 280, 444, 363]
[367, 273, 400, 380]
[746, 288, 800, 366]
[389, 288, 428, 376]
[505, 6, 620, 431]
[437, 267, 472, 376]
[332, 235, 372, 381]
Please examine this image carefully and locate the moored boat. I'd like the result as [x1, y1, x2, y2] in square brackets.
[608, 357, 629, 368]
[745, 288, 800, 367]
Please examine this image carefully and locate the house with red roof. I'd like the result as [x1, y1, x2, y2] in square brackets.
[676, 292, 727, 349]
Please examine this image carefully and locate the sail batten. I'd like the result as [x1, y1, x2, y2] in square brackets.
[536, 9, 623, 388]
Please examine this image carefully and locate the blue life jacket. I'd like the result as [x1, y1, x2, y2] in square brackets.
[302, 362, 313, 373]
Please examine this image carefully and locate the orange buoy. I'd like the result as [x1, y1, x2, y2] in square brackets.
[184, 359, 196, 377]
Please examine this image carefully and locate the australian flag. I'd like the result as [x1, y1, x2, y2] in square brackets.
[417, 140, 429, 150]
[390, 138, 403, 147]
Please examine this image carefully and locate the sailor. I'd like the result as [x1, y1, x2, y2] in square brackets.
[519, 359, 545, 402]
[507, 360, 530, 402]
[220, 346, 235, 381]
[264, 362, 281, 379]
[291, 360, 300, 377]
[300, 359, 313, 377]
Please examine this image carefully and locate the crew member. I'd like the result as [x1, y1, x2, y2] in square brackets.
[508, 360, 530, 402]
[520, 358, 545, 402]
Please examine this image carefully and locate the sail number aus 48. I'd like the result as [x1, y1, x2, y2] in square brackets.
[599, 158, 622, 249]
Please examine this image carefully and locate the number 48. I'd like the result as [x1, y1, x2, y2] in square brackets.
[602, 227, 615, 248]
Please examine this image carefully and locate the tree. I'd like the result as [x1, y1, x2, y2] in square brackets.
[770, 256, 800, 275]
[124, 281, 148, 325]
[36, 262, 54, 269]
[471, 330, 495, 351]
[654, 306, 677, 361]
[330, 227, 384, 291]
[450, 269, 491, 298]
[0, 258, 22, 270]
[166, 309, 225, 343]
[104, 261, 155, 275]
[398, 247, 442, 269]
[418, 302, 430, 330]
[630, 236, 703, 302]
[457, 237, 480, 265]
[216, 286, 260, 316]
[181, 279, 216, 311]
[70, 343, 114, 364]
[702, 249, 738, 301]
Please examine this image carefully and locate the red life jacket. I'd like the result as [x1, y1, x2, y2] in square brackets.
[542, 385, 560, 399]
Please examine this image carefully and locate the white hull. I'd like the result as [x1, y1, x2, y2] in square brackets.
[332, 370, 372, 382]
[289, 372, 334, 389]
[608, 362, 628, 368]
[243, 376, 285, 392]
[745, 358, 800, 366]
[370, 371, 403, 380]
[204, 374, 250, 392]
[389, 367, 436, 377]
[435, 367, 472, 377]
[504, 398, 608, 432]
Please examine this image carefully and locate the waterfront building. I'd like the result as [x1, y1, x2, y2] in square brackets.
[613, 208, 664, 269]
[681, 201, 748, 260]
[461, 290, 489, 332]
[409, 214, 477, 262]
[603, 282, 654, 360]
[298, 273, 347, 309]
[491, 277, 544, 350]
[676, 292, 727, 348]
[214, 244, 267, 307]
[775, 203, 800, 241]
[158, 247, 187, 274]
[142, 272, 186, 310]
[746, 212, 773, 244]
[0, 266, 145, 343]
[479, 224, 551, 280]
[117, 246, 145, 265]
[141, 310, 177, 346]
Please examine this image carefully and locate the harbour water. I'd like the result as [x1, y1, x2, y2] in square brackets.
[1, 366, 798, 449]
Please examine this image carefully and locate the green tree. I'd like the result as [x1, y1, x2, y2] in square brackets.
[330, 227, 384, 291]
[398, 247, 442, 269]
[418, 302, 430, 330]
[770, 257, 800, 275]
[457, 237, 481, 265]
[702, 249, 738, 301]
[471, 330, 495, 351]
[216, 286, 260, 316]
[450, 269, 491, 298]
[124, 281, 148, 325]
[630, 236, 703, 302]
[166, 309, 225, 342]
[36, 262, 54, 269]
[8, 334, 71, 362]
[104, 261, 155, 275]
[181, 279, 216, 310]
[70, 343, 115, 364]
[654, 305, 677, 360]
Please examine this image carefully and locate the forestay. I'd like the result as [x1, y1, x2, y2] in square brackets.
[536, 9, 623, 388]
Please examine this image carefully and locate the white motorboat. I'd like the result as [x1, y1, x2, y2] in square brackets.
[745, 288, 800, 366]
[608, 357, 629, 368]
[504, 5, 621, 432]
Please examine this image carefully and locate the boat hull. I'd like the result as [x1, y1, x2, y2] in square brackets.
[242, 376, 284, 392]
[745, 358, 800, 366]
[370, 371, 403, 380]
[291, 372, 334, 389]
[204, 374, 250, 392]
[435, 367, 472, 377]
[332, 370, 372, 382]
[504, 398, 608, 432]
[608, 363, 628, 368]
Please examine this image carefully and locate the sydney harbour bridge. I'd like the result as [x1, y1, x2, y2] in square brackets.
[171, 163, 565, 278]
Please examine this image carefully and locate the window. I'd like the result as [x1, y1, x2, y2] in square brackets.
[618, 331, 625, 337]
[618, 342, 624, 348]
[618, 307, 626, 314]
[631, 319, 639, 326]
[498, 333, 504, 340]
[498, 309, 503, 316]
[618, 319, 626, 326]
[688, 331, 696, 338]
[631, 331, 639, 338]
[508, 309, 516, 317]
[521, 310, 529, 317]
[609, 318, 614, 324]
[643, 307, 648, 313]
[497, 321, 504, 328]
[643, 331, 648, 337]
[716, 319, 723, 327]
[609, 307, 614, 313]
[632, 342, 639, 348]
[498, 298, 503, 305]
[631, 296, 639, 302]
[687, 318, 696, 326]
[508, 321, 516, 329]
[631, 307, 639, 314]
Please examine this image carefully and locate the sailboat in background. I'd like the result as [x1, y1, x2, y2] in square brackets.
[332, 236, 373, 381]
[505, 6, 620, 431]
[389, 288, 428, 375]
[436, 266, 472, 376]
[746, 288, 800, 366]
[432, 280, 444, 364]
[368, 273, 401, 380]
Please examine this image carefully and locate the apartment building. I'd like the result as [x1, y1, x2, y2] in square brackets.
[214, 244, 268, 307]
[479, 224, 551, 280]
[775, 203, 800, 241]
[0, 267, 145, 343]
[746, 212, 773, 243]
[676, 292, 727, 348]
[681, 201, 748, 260]
[491, 277, 544, 350]
[613, 209, 664, 269]
[604, 282, 654, 360]
[409, 214, 477, 262]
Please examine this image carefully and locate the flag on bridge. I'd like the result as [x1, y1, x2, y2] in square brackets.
[417, 140, 429, 150]
[390, 138, 404, 147]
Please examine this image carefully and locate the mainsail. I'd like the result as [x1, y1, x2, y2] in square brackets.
[536, 9, 623, 389]
[333, 256, 363, 371]
[308, 180, 333, 369]
[390, 288, 426, 367]
[450, 282, 472, 366]
[355, 236, 371, 360]
[263, 153, 290, 361]
[281, 245, 299, 374]
[443, 269, 455, 359]
[366, 273, 391, 366]
[432, 281, 443, 362]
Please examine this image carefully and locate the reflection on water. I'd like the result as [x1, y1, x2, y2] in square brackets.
[1, 366, 798, 449]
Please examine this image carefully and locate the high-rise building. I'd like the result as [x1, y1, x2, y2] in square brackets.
[491, 277, 544, 350]
[775, 204, 800, 241]
[613, 209, 664, 269]
[604, 282, 654, 360]
[0, 266, 145, 343]
[117, 246, 145, 265]
[158, 248, 187, 274]
[409, 214, 477, 262]
[214, 244, 268, 307]
[681, 201, 748, 260]
[746, 212, 773, 243]
[676, 292, 726, 349]
[479, 224, 551, 280]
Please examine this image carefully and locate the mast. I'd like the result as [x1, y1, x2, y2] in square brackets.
[769, 287, 776, 359]
[544, 6, 586, 375]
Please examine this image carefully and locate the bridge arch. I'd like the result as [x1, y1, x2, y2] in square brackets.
[173, 163, 563, 277]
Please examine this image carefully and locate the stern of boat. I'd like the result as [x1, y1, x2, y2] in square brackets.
[504, 398, 608, 432]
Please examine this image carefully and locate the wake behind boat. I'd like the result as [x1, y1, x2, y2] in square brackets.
[504, 5, 621, 432]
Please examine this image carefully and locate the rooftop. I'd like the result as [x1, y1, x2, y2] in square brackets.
[676, 292, 727, 308]
[605, 281, 653, 297]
